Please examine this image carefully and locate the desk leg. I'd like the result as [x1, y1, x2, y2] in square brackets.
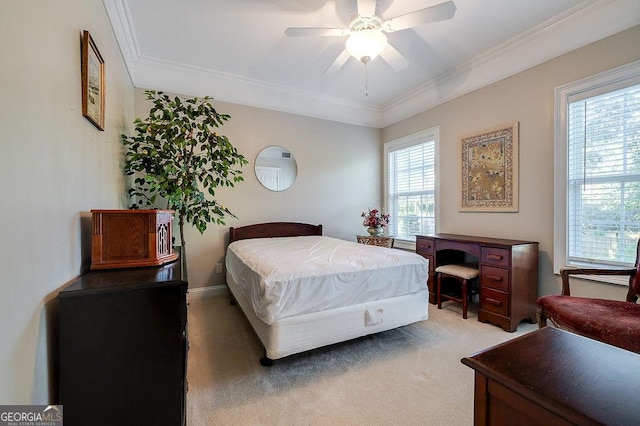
[427, 270, 436, 304]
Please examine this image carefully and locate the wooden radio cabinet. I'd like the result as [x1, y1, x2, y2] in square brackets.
[91, 209, 178, 270]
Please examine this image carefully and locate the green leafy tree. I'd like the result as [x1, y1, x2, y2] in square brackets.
[122, 90, 248, 247]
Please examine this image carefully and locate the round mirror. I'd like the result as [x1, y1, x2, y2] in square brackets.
[255, 146, 297, 191]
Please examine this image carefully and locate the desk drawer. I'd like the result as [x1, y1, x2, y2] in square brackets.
[481, 265, 509, 291]
[416, 237, 435, 255]
[482, 247, 510, 267]
[481, 288, 509, 316]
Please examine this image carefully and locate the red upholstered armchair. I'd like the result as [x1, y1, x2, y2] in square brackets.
[537, 240, 640, 354]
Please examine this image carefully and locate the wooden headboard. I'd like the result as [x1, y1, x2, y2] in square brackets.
[229, 222, 323, 242]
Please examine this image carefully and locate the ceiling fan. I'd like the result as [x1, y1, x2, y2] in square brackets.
[285, 0, 457, 76]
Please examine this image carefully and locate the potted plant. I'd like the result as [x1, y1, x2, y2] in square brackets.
[122, 90, 248, 247]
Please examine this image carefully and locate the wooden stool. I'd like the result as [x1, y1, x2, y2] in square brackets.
[436, 263, 480, 319]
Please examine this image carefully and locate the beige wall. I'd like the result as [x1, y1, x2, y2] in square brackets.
[384, 25, 640, 300]
[133, 89, 382, 289]
[0, 1, 135, 403]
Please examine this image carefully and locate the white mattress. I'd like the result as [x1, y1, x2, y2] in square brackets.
[225, 235, 429, 325]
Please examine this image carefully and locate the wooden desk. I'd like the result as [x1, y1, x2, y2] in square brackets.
[416, 234, 538, 331]
[462, 327, 640, 425]
[356, 235, 395, 248]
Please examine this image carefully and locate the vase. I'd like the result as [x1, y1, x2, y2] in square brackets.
[367, 226, 382, 236]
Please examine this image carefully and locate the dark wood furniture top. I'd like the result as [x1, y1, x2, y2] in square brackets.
[62, 256, 186, 294]
[59, 251, 188, 426]
[416, 234, 539, 331]
[422, 233, 538, 248]
[462, 326, 640, 426]
[229, 221, 323, 242]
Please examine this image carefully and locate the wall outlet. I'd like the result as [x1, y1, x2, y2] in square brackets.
[215, 263, 223, 274]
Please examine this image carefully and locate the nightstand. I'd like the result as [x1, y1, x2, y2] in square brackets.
[356, 235, 395, 248]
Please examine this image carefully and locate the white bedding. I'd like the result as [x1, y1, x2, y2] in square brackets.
[225, 235, 429, 325]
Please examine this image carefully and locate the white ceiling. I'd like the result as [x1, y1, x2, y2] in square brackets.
[104, 0, 640, 127]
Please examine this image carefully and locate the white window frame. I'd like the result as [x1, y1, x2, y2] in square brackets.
[384, 126, 439, 251]
[554, 60, 640, 285]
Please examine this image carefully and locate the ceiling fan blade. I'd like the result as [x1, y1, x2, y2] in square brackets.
[383, 1, 456, 32]
[356, 0, 377, 17]
[379, 44, 410, 72]
[323, 49, 351, 77]
[285, 27, 349, 37]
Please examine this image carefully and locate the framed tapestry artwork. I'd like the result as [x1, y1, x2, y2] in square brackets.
[81, 30, 105, 131]
[460, 122, 519, 212]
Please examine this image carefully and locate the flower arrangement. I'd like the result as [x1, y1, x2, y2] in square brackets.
[361, 208, 390, 229]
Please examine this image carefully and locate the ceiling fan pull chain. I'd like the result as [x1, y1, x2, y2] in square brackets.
[365, 62, 369, 97]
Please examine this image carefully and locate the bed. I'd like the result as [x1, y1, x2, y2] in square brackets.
[225, 222, 430, 365]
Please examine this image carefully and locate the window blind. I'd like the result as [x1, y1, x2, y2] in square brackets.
[387, 140, 435, 241]
[567, 83, 640, 266]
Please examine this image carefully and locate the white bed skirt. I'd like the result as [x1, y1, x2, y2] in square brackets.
[227, 272, 429, 360]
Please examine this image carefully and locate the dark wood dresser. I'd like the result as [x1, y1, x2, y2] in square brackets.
[416, 234, 538, 331]
[58, 250, 188, 426]
[462, 327, 640, 425]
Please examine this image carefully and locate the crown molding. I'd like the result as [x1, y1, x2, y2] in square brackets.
[380, 0, 640, 127]
[103, 0, 139, 83]
[104, 0, 639, 129]
[132, 55, 382, 127]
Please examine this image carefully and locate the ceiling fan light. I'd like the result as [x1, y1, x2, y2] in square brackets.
[346, 29, 387, 63]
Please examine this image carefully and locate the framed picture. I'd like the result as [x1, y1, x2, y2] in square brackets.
[82, 30, 105, 131]
[460, 122, 519, 212]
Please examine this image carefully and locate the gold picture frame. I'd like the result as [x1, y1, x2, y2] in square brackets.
[81, 30, 105, 131]
[460, 122, 519, 212]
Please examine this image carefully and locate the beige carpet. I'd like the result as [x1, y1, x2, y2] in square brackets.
[186, 294, 537, 426]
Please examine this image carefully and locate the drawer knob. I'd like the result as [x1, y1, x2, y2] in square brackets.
[485, 298, 502, 306]
[486, 274, 503, 281]
[487, 254, 503, 260]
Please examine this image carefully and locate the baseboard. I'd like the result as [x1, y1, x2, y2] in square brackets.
[187, 285, 229, 300]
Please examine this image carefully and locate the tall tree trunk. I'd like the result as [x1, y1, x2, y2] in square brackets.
[179, 214, 185, 248]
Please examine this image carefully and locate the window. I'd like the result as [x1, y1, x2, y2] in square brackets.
[385, 127, 438, 247]
[554, 60, 640, 280]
